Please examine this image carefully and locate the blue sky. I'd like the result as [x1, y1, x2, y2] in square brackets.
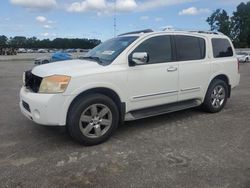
[0, 0, 248, 41]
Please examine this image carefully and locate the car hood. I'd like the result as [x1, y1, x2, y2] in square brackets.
[32, 59, 102, 77]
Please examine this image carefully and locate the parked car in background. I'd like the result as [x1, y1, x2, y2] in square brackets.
[38, 49, 48, 53]
[17, 48, 27, 53]
[236, 51, 250, 63]
[34, 52, 72, 65]
[27, 49, 34, 53]
[66, 49, 77, 53]
[34, 57, 51, 65]
[79, 49, 90, 52]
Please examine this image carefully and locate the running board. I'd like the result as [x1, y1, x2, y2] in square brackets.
[125, 99, 201, 121]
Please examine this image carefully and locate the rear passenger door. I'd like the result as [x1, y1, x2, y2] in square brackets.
[174, 35, 211, 101]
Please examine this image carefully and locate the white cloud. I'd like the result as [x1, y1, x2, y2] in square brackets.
[40, 32, 49, 37]
[43, 24, 53, 29]
[40, 32, 57, 37]
[179, 7, 210, 16]
[10, 0, 57, 9]
[67, 0, 193, 14]
[36, 16, 47, 23]
[116, 0, 137, 11]
[140, 16, 149, 20]
[67, 0, 107, 12]
[36, 16, 55, 29]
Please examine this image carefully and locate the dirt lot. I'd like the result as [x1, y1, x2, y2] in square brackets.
[0, 60, 249, 188]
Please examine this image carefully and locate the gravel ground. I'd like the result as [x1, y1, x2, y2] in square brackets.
[0, 60, 249, 188]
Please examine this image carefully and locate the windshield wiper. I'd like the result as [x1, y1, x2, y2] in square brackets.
[82, 56, 103, 64]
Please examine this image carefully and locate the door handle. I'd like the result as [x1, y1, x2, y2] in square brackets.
[167, 67, 178, 72]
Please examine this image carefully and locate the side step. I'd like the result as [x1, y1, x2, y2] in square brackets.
[125, 99, 201, 121]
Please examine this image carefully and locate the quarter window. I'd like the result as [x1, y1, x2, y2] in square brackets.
[212, 38, 233, 58]
[132, 35, 172, 64]
[175, 35, 206, 61]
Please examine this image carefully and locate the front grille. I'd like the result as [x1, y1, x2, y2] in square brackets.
[24, 71, 42, 93]
[22, 101, 31, 112]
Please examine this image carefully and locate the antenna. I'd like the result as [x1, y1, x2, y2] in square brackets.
[113, 0, 117, 37]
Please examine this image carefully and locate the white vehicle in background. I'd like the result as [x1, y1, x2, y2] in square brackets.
[38, 49, 48, 53]
[236, 51, 250, 63]
[17, 48, 27, 53]
[27, 49, 34, 53]
[20, 29, 240, 146]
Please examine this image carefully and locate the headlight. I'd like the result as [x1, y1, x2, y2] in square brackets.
[39, 75, 71, 93]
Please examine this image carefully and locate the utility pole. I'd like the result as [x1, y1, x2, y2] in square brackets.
[114, 0, 117, 37]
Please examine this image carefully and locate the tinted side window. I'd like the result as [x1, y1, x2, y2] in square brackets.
[175, 35, 206, 61]
[212, 38, 233, 58]
[133, 35, 172, 64]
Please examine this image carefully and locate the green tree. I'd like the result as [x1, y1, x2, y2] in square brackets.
[0, 35, 8, 47]
[231, 2, 250, 47]
[206, 9, 231, 37]
[9, 36, 27, 48]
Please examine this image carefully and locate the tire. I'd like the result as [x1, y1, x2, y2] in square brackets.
[202, 79, 228, 113]
[245, 58, 249, 63]
[42, 60, 49, 64]
[67, 93, 119, 146]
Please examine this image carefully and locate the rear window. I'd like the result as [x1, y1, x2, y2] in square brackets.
[175, 35, 206, 61]
[212, 38, 233, 58]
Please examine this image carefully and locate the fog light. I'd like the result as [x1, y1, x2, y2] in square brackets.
[34, 110, 40, 119]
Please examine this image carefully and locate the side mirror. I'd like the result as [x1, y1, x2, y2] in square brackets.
[129, 52, 148, 66]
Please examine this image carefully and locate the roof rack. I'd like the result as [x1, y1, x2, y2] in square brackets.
[162, 28, 224, 35]
[188, 30, 224, 35]
[118, 29, 153, 36]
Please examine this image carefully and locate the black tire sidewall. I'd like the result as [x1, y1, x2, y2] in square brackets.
[67, 93, 119, 146]
[203, 79, 228, 113]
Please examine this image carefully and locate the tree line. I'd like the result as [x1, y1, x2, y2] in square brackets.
[207, 1, 250, 48]
[0, 36, 101, 49]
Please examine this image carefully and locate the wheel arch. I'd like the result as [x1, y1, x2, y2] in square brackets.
[209, 74, 231, 98]
[66, 87, 126, 125]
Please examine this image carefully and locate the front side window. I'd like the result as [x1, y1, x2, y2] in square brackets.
[132, 35, 173, 64]
[212, 38, 233, 58]
[175, 35, 206, 61]
[85, 36, 138, 65]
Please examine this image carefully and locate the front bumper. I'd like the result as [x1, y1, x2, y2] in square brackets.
[19, 87, 73, 126]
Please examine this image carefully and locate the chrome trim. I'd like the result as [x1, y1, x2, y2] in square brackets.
[133, 90, 178, 100]
[181, 87, 201, 92]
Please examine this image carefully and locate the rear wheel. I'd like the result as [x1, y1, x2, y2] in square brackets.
[67, 93, 119, 146]
[202, 79, 228, 113]
[245, 57, 249, 63]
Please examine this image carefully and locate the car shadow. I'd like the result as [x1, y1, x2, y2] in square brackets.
[36, 107, 204, 147]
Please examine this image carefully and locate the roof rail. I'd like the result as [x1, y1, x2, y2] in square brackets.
[162, 27, 224, 35]
[189, 30, 224, 35]
[118, 29, 153, 36]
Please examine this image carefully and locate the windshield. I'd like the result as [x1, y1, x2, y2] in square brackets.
[83, 36, 138, 65]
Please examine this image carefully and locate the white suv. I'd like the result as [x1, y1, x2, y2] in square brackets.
[20, 29, 240, 145]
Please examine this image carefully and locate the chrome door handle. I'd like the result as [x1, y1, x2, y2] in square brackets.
[167, 67, 178, 72]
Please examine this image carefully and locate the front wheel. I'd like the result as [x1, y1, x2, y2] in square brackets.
[202, 79, 228, 113]
[67, 94, 119, 146]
